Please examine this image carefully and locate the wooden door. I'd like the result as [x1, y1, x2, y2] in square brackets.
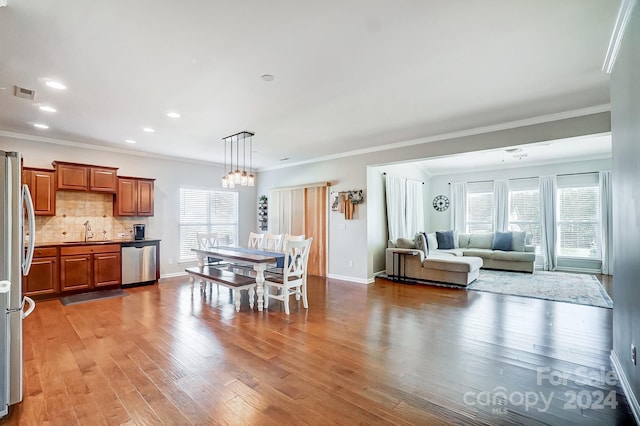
[90, 167, 118, 192]
[94, 252, 121, 287]
[60, 255, 92, 291]
[56, 164, 88, 190]
[304, 187, 327, 276]
[136, 179, 154, 216]
[115, 178, 137, 216]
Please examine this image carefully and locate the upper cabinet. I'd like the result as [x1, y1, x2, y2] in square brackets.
[22, 167, 56, 216]
[52, 161, 118, 192]
[114, 177, 155, 217]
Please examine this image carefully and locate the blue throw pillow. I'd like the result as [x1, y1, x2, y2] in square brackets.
[436, 230, 455, 250]
[492, 231, 513, 251]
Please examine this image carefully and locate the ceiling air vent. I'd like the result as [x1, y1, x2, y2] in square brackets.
[14, 85, 36, 101]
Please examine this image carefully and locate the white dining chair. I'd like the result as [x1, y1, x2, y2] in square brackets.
[248, 232, 265, 249]
[264, 233, 283, 252]
[195, 232, 230, 291]
[282, 234, 304, 252]
[264, 238, 312, 315]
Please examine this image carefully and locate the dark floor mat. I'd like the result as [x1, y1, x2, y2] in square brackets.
[60, 289, 128, 306]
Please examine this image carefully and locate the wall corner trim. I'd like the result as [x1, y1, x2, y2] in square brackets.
[326, 273, 375, 285]
[610, 349, 640, 424]
[603, 0, 637, 74]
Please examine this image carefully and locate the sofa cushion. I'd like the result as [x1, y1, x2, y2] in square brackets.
[415, 233, 428, 255]
[458, 233, 471, 248]
[469, 233, 494, 249]
[396, 237, 416, 249]
[492, 250, 536, 262]
[423, 255, 483, 273]
[433, 249, 464, 257]
[492, 232, 513, 251]
[388, 240, 396, 248]
[511, 231, 526, 252]
[436, 231, 455, 249]
[425, 232, 437, 250]
[462, 248, 494, 259]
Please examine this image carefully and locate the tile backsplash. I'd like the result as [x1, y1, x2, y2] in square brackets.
[34, 191, 148, 243]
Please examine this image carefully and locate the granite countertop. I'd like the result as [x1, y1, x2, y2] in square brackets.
[34, 239, 160, 247]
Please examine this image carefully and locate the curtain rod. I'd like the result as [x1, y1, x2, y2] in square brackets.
[382, 172, 424, 184]
[448, 171, 599, 185]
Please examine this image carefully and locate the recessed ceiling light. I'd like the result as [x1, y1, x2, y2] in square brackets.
[280, 157, 290, 161]
[143, 127, 155, 133]
[261, 74, 275, 82]
[166, 112, 181, 118]
[125, 139, 136, 144]
[39, 106, 57, 113]
[33, 123, 49, 129]
[45, 81, 67, 90]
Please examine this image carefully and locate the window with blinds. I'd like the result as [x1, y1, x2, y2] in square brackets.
[179, 187, 238, 262]
[466, 192, 494, 233]
[508, 189, 541, 254]
[557, 186, 600, 258]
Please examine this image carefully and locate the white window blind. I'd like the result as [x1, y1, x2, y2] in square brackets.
[508, 189, 541, 254]
[557, 186, 600, 258]
[179, 187, 238, 262]
[466, 191, 494, 233]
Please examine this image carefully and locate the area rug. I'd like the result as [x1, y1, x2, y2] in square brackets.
[60, 289, 128, 306]
[467, 270, 612, 308]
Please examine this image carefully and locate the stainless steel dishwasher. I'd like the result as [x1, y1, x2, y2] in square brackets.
[121, 241, 157, 287]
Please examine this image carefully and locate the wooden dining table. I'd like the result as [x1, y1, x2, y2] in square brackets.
[191, 246, 284, 311]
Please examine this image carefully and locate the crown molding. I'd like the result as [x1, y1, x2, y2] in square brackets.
[259, 105, 611, 172]
[0, 130, 221, 168]
[603, 0, 637, 74]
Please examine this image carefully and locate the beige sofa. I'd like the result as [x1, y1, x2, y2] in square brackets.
[384, 231, 536, 286]
[425, 231, 536, 273]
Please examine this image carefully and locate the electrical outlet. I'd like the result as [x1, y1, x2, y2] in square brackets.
[632, 344, 637, 365]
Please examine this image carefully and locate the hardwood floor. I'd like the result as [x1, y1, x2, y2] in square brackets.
[1, 275, 633, 425]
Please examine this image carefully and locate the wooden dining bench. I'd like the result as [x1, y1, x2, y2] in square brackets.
[185, 266, 257, 312]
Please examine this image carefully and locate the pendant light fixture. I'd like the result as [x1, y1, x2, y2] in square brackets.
[221, 131, 255, 188]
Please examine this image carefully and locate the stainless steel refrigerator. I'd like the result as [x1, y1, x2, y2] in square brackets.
[1, 151, 36, 417]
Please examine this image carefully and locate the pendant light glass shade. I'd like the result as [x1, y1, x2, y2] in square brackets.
[221, 131, 255, 188]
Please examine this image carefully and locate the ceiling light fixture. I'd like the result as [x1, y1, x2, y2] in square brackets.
[166, 112, 181, 118]
[143, 127, 155, 133]
[45, 81, 66, 90]
[221, 131, 255, 188]
[125, 139, 136, 144]
[33, 123, 49, 129]
[261, 74, 274, 82]
[39, 106, 57, 113]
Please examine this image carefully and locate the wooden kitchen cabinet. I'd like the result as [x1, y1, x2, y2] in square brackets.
[52, 161, 118, 192]
[54, 162, 88, 190]
[115, 177, 155, 216]
[89, 167, 118, 192]
[94, 252, 121, 287]
[60, 244, 121, 290]
[22, 168, 56, 215]
[23, 247, 59, 296]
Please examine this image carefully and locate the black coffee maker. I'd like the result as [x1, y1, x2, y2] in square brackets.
[133, 224, 146, 240]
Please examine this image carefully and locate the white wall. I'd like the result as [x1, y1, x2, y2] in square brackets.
[0, 135, 257, 277]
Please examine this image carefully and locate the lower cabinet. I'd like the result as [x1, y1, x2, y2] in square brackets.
[60, 244, 121, 291]
[23, 247, 59, 297]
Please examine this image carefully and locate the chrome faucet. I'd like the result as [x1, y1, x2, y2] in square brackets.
[84, 221, 94, 242]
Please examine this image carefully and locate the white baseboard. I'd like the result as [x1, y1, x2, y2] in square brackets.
[610, 349, 640, 425]
[555, 266, 603, 274]
[326, 273, 375, 285]
[160, 271, 188, 279]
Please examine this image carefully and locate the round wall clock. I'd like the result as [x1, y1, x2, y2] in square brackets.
[433, 195, 449, 212]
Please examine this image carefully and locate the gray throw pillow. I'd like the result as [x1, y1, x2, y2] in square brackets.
[492, 231, 513, 251]
[436, 230, 455, 250]
[396, 237, 416, 249]
[415, 233, 428, 255]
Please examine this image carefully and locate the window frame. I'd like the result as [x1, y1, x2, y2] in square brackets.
[507, 187, 541, 254]
[465, 186, 495, 234]
[179, 186, 239, 263]
[555, 184, 601, 260]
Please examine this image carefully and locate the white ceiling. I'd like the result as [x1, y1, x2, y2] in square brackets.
[416, 133, 612, 176]
[0, 0, 616, 169]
